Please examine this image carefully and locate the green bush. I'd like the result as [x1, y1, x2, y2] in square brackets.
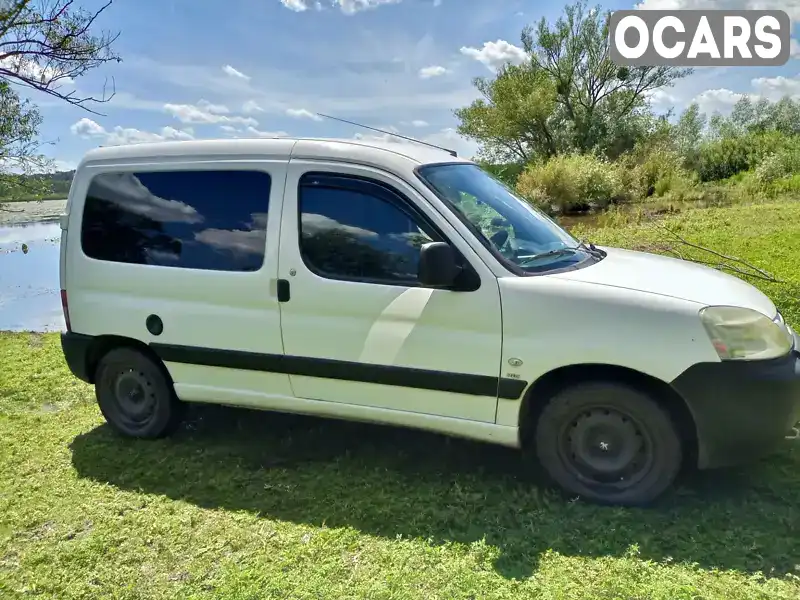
[696, 131, 800, 182]
[516, 153, 627, 213]
[615, 141, 699, 203]
[696, 136, 753, 181]
[754, 144, 800, 183]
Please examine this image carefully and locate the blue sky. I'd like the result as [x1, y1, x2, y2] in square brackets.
[17, 0, 800, 170]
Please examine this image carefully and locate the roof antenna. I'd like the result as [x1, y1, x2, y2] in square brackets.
[317, 113, 458, 157]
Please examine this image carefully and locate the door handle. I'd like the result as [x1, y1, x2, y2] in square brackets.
[277, 279, 290, 303]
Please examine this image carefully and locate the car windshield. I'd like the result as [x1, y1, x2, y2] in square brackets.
[417, 163, 596, 273]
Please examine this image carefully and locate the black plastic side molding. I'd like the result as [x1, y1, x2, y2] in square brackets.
[150, 341, 528, 400]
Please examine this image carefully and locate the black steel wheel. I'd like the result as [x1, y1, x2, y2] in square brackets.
[95, 347, 183, 438]
[535, 382, 682, 506]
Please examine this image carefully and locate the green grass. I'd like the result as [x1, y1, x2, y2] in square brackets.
[571, 198, 800, 326]
[2, 199, 800, 599]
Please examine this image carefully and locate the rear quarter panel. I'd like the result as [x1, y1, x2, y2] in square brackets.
[63, 158, 292, 398]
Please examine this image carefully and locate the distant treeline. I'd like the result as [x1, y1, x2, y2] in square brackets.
[0, 170, 74, 202]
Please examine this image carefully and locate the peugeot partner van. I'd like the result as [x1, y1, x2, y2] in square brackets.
[59, 138, 800, 505]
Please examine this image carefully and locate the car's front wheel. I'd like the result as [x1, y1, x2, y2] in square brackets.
[535, 382, 682, 506]
[95, 347, 184, 438]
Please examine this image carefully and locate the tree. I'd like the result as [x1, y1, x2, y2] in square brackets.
[0, 1, 120, 208]
[673, 102, 706, 166]
[1, 0, 120, 111]
[455, 64, 559, 163]
[455, 0, 692, 163]
[0, 80, 52, 203]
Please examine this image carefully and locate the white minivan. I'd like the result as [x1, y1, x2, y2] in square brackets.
[59, 137, 800, 505]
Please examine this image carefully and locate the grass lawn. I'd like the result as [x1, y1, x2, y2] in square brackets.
[1, 200, 800, 599]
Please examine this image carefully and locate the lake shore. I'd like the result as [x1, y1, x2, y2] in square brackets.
[0, 199, 67, 226]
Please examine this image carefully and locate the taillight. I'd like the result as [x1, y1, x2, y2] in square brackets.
[60, 289, 72, 332]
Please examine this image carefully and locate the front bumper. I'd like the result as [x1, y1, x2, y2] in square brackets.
[670, 331, 800, 469]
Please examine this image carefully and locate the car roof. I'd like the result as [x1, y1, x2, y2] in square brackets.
[78, 137, 473, 171]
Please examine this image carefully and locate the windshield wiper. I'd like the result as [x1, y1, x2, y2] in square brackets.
[518, 247, 580, 266]
[578, 239, 603, 256]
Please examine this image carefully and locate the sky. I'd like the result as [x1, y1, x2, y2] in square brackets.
[13, 0, 800, 171]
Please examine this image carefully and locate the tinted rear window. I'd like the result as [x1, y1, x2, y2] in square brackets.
[80, 170, 271, 272]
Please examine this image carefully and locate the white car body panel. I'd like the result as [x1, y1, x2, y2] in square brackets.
[553, 247, 777, 317]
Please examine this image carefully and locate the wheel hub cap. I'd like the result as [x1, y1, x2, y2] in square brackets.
[114, 370, 155, 422]
[565, 408, 649, 486]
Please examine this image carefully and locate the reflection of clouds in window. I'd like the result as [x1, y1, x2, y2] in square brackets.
[301, 213, 378, 239]
[194, 212, 266, 255]
[194, 228, 266, 255]
[250, 212, 269, 230]
[91, 172, 204, 225]
[145, 249, 181, 263]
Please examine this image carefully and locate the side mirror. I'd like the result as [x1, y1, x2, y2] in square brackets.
[418, 242, 461, 288]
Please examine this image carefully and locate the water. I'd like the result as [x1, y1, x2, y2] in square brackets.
[0, 220, 65, 332]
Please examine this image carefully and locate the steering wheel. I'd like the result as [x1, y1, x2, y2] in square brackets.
[489, 229, 509, 251]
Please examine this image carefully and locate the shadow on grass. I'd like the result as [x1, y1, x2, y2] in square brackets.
[70, 404, 800, 580]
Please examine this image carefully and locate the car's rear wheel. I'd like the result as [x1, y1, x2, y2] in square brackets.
[535, 382, 682, 506]
[95, 347, 183, 438]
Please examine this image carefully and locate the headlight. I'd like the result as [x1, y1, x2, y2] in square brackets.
[699, 306, 792, 361]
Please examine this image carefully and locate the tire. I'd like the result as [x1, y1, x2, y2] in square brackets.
[534, 382, 682, 506]
[94, 347, 184, 438]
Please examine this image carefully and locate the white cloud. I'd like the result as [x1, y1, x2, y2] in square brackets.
[646, 88, 678, 109]
[218, 124, 288, 138]
[686, 72, 800, 116]
[244, 126, 289, 137]
[280, 0, 309, 10]
[411, 120, 429, 127]
[279, 0, 401, 13]
[460, 40, 528, 71]
[418, 65, 449, 79]
[352, 127, 477, 159]
[70, 118, 106, 137]
[0, 56, 75, 86]
[70, 118, 194, 146]
[286, 108, 323, 120]
[242, 100, 264, 113]
[337, 0, 402, 13]
[163, 100, 258, 126]
[223, 65, 251, 81]
[120, 35, 481, 124]
[635, 0, 800, 22]
[197, 99, 230, 114]
[422, 127, 478, 159]
[692, 88, 753, 114]
[751, 74, 800, 99]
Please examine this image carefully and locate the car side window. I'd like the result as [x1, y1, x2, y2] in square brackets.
[298, 174, 438, 284]
[81, 169, 271, 272]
